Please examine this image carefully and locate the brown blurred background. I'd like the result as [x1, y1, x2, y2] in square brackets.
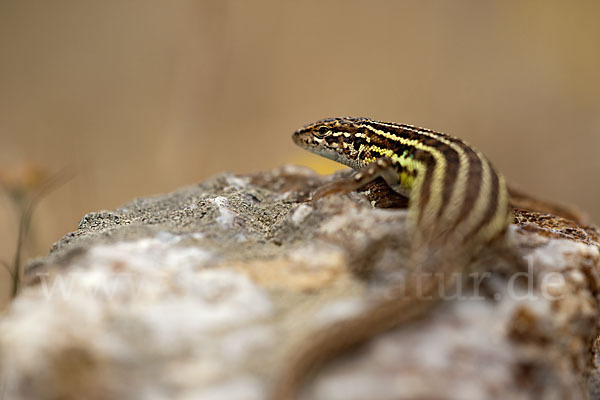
[1, 1, 599, 306]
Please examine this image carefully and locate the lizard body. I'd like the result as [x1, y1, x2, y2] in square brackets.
[272, 117, 512, 399]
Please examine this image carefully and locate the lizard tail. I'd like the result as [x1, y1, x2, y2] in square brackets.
[269, 274, 448, 400]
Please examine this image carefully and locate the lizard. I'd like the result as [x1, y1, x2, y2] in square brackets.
[270, 117, 514, 399]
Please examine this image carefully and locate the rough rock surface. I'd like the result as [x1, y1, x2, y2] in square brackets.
[1, 165, 599, 400]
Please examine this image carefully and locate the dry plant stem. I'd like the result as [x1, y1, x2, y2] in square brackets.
[8, 167, 74, 299]
[11, 202, 31, 298]
[0, 260, 14, 280]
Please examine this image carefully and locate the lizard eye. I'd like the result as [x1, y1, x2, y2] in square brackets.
[316, 126, 329, 136]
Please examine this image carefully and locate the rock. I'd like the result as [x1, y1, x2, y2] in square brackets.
[1, 165, 599, 400]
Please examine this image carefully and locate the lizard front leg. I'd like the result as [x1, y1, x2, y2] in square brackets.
[313, 157, 403, 201]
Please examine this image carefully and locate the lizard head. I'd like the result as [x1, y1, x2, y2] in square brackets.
[292, 117, 370, 169]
